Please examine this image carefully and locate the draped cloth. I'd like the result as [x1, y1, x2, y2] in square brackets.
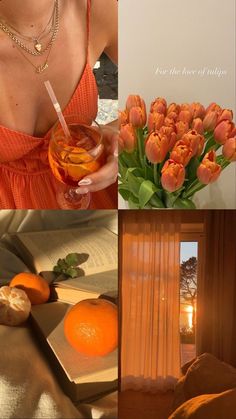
[0, 210, 118, 418]
[120, 211, 181, 392]
[196, 210, 236, 368]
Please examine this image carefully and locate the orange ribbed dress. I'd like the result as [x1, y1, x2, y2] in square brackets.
[0, 1, 117, 209]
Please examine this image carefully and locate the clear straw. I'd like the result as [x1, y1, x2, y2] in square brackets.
[44, 80, 71, 138]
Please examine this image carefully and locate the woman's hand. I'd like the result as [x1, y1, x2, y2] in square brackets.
[75, 126, 118, 194]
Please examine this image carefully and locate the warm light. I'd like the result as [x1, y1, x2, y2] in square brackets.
[186, 305, 193, 329]
[186, 305, 193, 313]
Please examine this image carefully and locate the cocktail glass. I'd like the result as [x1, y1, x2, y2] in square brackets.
[48, 115, 104, 209]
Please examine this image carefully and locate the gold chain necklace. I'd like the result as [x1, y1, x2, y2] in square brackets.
[0, 0, 59, 56]
[5, 2, 55, 53]
[16, 41, 54, 74]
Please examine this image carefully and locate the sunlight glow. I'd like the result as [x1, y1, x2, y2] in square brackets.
[186, 305, 193, 329]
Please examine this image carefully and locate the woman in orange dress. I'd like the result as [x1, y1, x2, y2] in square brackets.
[0, 0, 118, 209]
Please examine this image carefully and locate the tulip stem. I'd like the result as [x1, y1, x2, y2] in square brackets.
[204, 131, 214, 140]
[144, 156, 148, 179]
[183, 182, 206, 199]
[137, 128, 145, 168]
[202, 135, 216, 159]
[183, 178, 202, 198]
[153, 163, 159, 185]
[217, 156, 230, 170]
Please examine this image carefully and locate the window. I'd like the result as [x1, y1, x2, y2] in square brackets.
[180, 241, 198, 366]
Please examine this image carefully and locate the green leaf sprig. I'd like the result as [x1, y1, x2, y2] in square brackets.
[53, 253, 86, 278]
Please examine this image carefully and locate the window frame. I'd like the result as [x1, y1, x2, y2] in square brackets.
[179, 226, 205, 365]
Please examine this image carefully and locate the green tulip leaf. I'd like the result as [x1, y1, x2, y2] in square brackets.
[139, 180, 158, 209]
[149, 194, 165, 208]
[145, 165, 155, 182]
[127, 172, 144, 198]
[128, 196, 140, 209]
[118, 186, 130, 201]
[124, 167, 145, 182]
[121, 151, 139, 168]
[118, 161, 128, 181]
[173, 198, 196, 209]
[186, 157, 200, 185]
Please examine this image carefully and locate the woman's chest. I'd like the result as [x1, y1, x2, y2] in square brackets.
[0, 13, 96, 137]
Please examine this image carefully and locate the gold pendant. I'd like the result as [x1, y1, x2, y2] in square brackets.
[36, 62, 49, 73]
[35, 42, 42, 52]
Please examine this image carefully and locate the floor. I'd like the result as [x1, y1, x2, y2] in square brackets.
[119, 390, 174, 419]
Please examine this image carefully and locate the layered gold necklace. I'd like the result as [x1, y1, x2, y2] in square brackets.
[0, 0, 60, 73]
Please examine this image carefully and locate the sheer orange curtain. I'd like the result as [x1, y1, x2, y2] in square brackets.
[197, 210, 236, 367]
[120, 211, 181, 392]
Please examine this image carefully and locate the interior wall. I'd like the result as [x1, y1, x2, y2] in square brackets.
[119, 0, 236, 209]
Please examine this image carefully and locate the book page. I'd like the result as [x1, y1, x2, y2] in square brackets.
[13, 227, 117, 275]
[31, 303, 118, 383]
[55, 270, 118, 293]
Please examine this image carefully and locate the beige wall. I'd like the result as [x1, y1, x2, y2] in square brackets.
[119, 0, 236, 209]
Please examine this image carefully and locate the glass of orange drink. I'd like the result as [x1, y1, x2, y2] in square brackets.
[48, 115, 105, 209]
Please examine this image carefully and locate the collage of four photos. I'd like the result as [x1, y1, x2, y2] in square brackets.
[0, 1, 235, 418]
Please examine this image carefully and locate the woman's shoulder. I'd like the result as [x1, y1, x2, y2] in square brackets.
[90, 0, 118, 62]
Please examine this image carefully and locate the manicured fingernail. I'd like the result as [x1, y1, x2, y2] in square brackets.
[78, 178, 92, 186]
[76, 187, 89, 194]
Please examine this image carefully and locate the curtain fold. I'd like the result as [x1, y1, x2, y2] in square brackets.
[197, 210, 236, 367]
[120, 211, 181, 392]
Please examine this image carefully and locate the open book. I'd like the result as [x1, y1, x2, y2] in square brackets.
[9, 226, 118, 304]
[8, 226, 118, 401]
[31, 302, 118, 402]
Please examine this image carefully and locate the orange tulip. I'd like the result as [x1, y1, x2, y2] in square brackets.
[231, 126, 236, 137]
[190, 103, 206, 119]
[118, 110, 129, 127]
[167, 111, 178, 122]
[129, 106, 147, 128]
[175, 121, 189, 140]
[164, 117, 176, 129]
[159, 126, 177, 150]
[145, 132, 169, 163]
[214, 120, 234, 145]
[167, 103, 180, 115]
[203, 111, 218, 131]
[192, 118, 204, 135]
[161, 159, 185, 192]
[170, 141, 193, 166]
[217, 109, 233, 124]
[223, 138, 236, 161]
[197, 150, 222, 184]
[181, 130, 202, 156]
[180, 103, 192, 113]
[118, 136, 125, 153]
[119, 123, 137, 153]
[148, 112, 165, 132]
[150, 97, 167, 114]
[126, 95, 145, 111]
[206, 102, 222, 114]
[196, 135, 205, 157]
[178, 110, 193, 124]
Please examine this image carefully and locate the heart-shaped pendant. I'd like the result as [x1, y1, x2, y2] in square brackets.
[35, 43, 42, 52]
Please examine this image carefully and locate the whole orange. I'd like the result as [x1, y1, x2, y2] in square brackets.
[10, 272, 50, 305]
[64, 298, 118, 356]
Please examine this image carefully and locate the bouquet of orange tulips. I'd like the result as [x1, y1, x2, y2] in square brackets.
[118, 95, 236, 208]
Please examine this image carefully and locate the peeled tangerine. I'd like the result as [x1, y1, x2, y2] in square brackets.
[0, 286, 31, 326]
